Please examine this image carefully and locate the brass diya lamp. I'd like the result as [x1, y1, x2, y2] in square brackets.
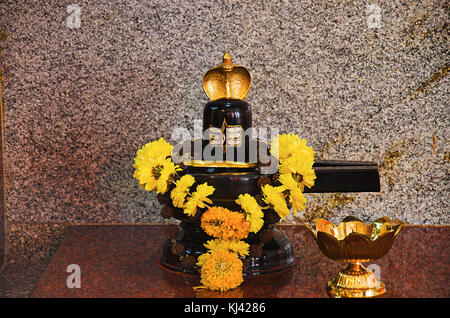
[306, 216, 404, 298]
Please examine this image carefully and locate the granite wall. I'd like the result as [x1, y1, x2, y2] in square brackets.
[0, 0, 448, 261]
[0, 27, 6, 268]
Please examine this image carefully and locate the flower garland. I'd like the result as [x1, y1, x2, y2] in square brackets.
[133, 134, 316, 291]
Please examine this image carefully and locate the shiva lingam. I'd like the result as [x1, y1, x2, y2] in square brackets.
[306, 216, 404, 298]
[158, 53, 382, 279]
[160, 53, 295, 277]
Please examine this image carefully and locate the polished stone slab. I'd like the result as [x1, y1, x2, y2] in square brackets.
[27, 224, 449, 298]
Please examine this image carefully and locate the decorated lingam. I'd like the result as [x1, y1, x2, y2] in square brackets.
[133, 53, 384, 293]
[133, 53, 317, 291]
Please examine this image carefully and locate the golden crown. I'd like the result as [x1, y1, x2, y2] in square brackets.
[202, 52, 251, 101]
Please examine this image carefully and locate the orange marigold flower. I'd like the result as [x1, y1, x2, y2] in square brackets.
[199, 251, 244, 292]
[201, 206, 250, 240]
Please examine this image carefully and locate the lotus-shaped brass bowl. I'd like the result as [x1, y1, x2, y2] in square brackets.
[306, 216, 404, 298]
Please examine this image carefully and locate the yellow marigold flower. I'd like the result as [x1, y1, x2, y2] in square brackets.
[133, 138, 177, 192]
[133, 138, 173, 170]
[261, 184, 290, 219]
[204, 239, 249, 258]
[270, 133, 315, 165]
[155, 160, 181, 194]
[196, 252, 211, 268]
[199, 251, 244, 292]
[279, 155, 316, 189]
[279, 173, 307, 216]
[133, 157, 170, 192]
[183, 183, 215, 217]
[142, 137, 173, 160]
[235, 194, 264, 233]
[171, 174, 195, 208]
[278, 172, 297, 189]
[201, 206, 250, 240]
[289, 187, 306, 216]
[194, 286, 244, 298]
[269, 133, 303, 162]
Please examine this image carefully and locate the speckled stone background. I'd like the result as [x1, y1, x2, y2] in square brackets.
[0, 0, 448, 262]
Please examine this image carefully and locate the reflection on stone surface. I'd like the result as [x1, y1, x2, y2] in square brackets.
[4, 224, 441, 298]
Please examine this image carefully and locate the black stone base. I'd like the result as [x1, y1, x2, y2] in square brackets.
[159, 220, 296, 277]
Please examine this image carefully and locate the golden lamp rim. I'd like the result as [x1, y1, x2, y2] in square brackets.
[306, 216, 404, 242]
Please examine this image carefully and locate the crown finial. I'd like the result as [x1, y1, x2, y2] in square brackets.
[223, 52, 232, 64]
